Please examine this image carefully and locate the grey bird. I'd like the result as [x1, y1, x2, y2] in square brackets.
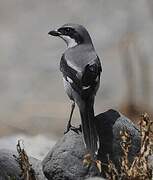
[48, 24, 102, 156]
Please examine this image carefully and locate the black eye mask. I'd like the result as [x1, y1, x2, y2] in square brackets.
[58, 27, 73, 35]
[58, 27, 83, 44]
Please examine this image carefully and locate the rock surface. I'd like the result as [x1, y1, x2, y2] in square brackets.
[148, 155, 153, 170]
[0, 149, 46, 180]
[42, 109, 141, 180]
[29, 156, 47, 180]
[0, 149, 21, 180]
[42, 130, 101, 180]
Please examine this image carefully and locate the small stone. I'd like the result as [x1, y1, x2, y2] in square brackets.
[0, 149, 46, 180]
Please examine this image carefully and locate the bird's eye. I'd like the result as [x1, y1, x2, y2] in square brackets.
[66, 28, 71, 32]
[65, 28, 71, 34]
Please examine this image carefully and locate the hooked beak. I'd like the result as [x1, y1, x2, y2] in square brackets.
[48, 29, 61, 36]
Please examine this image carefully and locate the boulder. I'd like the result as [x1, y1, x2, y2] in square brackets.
[42, 109, 141, 180]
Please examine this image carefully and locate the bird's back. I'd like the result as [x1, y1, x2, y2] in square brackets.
[64, 44, 98, 73]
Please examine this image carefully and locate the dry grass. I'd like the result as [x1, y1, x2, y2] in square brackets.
[83, 153, 102, 173]
[104, 113, 153, 180]
[16, 140, 36, 180]
[83, 113, 153, 179]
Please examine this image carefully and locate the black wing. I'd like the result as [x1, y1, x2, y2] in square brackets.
[60, 54, 82, 93]
[81, 56, 102, 99]
[82, 56, 102, 86]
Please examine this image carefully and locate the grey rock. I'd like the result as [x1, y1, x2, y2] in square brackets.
[0, 149, 21, 180]
[42, 130, 101, 180]
[86, 178, 106, 180]
[42, 109, 141, 180]
[0, 149, 46, 180]
[148, 155, 153, 169]
[29, 156, 47, 180]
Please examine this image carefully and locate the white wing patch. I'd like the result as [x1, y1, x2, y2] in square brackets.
[67, 76, 73, 83]
[82, 85, 90, 90]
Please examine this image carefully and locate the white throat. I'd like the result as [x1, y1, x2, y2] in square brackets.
[60, 35, 78, 48]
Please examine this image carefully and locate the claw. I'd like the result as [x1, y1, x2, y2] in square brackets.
[71, 125, 82, 134]
[64, 124, 82, 134]
[64, 123, 72, 134]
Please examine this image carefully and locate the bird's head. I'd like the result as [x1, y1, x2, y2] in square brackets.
[48, 24, 93, 48]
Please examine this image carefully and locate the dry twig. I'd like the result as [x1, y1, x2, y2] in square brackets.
[16, 140, 36, 180]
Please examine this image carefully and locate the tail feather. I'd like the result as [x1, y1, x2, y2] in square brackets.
[79, 102, 98, 155]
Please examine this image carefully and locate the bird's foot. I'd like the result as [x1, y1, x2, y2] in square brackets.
[71, 124, 82, 134]
[64, 124, 82, 134]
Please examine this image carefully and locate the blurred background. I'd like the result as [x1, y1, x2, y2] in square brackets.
[0, 0, 153, 160]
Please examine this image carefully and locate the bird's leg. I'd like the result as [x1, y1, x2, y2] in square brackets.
[64, 102, 82, 134]
[64, 101, 75, 134]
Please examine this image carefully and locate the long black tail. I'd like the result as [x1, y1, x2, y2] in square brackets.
[79, 100, 98, 155]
